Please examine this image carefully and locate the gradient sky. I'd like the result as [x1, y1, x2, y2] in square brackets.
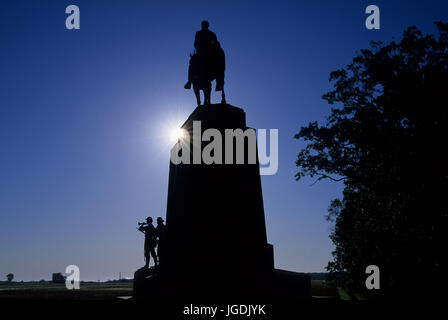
[1, 0, 447, 281]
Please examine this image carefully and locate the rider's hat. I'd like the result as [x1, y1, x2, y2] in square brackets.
[157, 217, 164, 223]
[146, 216, 153, 222]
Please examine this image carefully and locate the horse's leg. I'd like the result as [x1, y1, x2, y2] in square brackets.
[193, 84, 201, 106]
[221, 87, 226, 104]
[204, 83, 211, 105]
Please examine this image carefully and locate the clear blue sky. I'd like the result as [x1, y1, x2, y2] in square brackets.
[1, 0, 447, 281]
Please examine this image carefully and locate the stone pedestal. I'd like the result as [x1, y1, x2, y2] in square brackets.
[164, 104, 273, 280]
[134, 104, 310, 299]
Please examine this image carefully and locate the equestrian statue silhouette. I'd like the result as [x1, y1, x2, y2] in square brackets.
[184, 21, 226, 105]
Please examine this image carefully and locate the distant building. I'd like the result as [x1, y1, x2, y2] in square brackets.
[52, 272, 66, 284]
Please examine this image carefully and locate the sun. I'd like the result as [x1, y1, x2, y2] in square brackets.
[169, 127, 187, 143]
[152, 106, 190, 150]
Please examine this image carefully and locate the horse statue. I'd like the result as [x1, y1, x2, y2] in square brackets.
[184, 42, 226, 106]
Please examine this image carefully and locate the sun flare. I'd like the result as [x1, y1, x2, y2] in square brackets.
[169, 127, 187, 143]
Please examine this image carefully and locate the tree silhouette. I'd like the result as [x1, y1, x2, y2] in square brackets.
[295, 22, 448, 296]
[6, 273, 14, 282]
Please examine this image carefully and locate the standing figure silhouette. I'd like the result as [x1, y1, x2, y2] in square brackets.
[138, 217, 158, 268]
[156, 217, 166, 268]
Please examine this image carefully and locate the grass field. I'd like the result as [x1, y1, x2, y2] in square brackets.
[0, 281, 133, 300]
[0, 280, 339, 300]
[311, 280, 339, 298]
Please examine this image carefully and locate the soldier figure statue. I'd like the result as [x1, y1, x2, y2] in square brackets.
[156, 217, 166, 268]
[138, 217, 158, 268]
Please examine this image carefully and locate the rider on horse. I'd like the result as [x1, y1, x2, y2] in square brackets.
[194, 20, 217, 55]
[184, 21, 226, 105]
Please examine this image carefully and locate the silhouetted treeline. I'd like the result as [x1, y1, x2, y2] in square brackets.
[295, 22, 448, 297]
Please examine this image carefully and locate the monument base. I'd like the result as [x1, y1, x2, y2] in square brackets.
[133, 104, 311, 300]
[133, 267, 311, 300]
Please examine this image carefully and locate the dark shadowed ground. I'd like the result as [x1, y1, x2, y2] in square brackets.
[0, 279, 339, 300]
[0, 281, 133, 300]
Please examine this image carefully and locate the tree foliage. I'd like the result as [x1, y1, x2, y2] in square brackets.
[295, 22, 448, 296]
[6, 273, 14, 282]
